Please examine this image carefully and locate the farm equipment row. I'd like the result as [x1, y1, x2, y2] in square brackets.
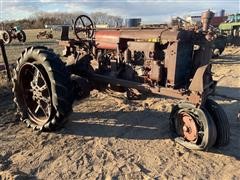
[0, 27, 54, 44]
[1, 11, 230, 151]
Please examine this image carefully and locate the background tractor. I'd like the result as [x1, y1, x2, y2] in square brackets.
[36, 30, 53, 39]
[0, 26, 26, 44]
[219, 13, 240, 46]
[9, 11, 230, 151]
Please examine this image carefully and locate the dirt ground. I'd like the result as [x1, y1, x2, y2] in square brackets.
[0, 44, 240, 179]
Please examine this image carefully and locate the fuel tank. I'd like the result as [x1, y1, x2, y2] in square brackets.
[95, 28, 193, 50]
[95, 30, 120, 49]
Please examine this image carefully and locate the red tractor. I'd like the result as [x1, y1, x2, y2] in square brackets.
[36, 30, 53, 39]
[9, 12, 229, 151]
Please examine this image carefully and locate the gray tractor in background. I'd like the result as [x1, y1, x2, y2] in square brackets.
[0, 26, 26, 44]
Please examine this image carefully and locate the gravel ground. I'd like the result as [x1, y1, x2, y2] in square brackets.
[0, 46, 239, 179]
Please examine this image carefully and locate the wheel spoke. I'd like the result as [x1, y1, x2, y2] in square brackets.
[34, 104, 41, 113]
[39, 83, 47, 91]
[34, 100, 49, 118]
[80, 17, 85, 27]
[39, 105, 48, 117]
[74, 15, 94, 40]
[41, 96, 50, 104]
[33, 68, 40, 85]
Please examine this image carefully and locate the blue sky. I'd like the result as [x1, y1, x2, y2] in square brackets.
[0, 0, 239, 23]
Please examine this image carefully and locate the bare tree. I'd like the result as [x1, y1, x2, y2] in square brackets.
[90, 12, 123, 27]
[2, 11, 123, 29]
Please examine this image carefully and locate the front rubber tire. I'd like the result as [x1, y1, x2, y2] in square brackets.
[205, 99, 230, 146]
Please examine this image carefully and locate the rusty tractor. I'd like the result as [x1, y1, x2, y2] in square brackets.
[36, 30, 53, 39]
[0, 26, 26, 44]
[8, 12, 230, 151]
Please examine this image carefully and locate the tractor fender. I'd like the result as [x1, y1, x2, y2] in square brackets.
[189, 64, 213, 93]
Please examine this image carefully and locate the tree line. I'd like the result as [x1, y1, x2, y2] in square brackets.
[1, 12, 123, 30]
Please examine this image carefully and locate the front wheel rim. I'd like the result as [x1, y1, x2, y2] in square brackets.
[174, 108, 205, 145]
[178, 112, 198, 142]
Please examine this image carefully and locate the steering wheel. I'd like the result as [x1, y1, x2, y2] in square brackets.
[74, 15, 95, 40]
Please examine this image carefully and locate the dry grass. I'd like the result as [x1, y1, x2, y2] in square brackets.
[0, 72, 10, 96]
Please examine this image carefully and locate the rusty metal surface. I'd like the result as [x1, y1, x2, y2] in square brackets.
[95, 28, 182, 42]
[120, 29, 181, 41]
[189, 65, 209, 92]
[95, 30, 120, 49]
[127, 41, 155, 54]
[149, 61, 162, 82]
[179, 112, 198, 142]
[120, 29, 163, 40]
[90, 73, 203, 104]
[165, 41, 178, 86]
[189, 64, 215, 103]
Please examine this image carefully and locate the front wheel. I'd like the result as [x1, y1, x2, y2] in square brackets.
[2, 31, 12, 44]
[204, 99, 230, 146]
[170, 102, 217, 151]
[12, 46, 73, 131]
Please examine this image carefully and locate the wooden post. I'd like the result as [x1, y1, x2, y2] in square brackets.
[0, 39, 11, 81]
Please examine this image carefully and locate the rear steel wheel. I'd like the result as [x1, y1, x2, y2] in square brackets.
[19, 63, 52, 126]
[170, 102, 217, 150]
[13, 46, 73, 131]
